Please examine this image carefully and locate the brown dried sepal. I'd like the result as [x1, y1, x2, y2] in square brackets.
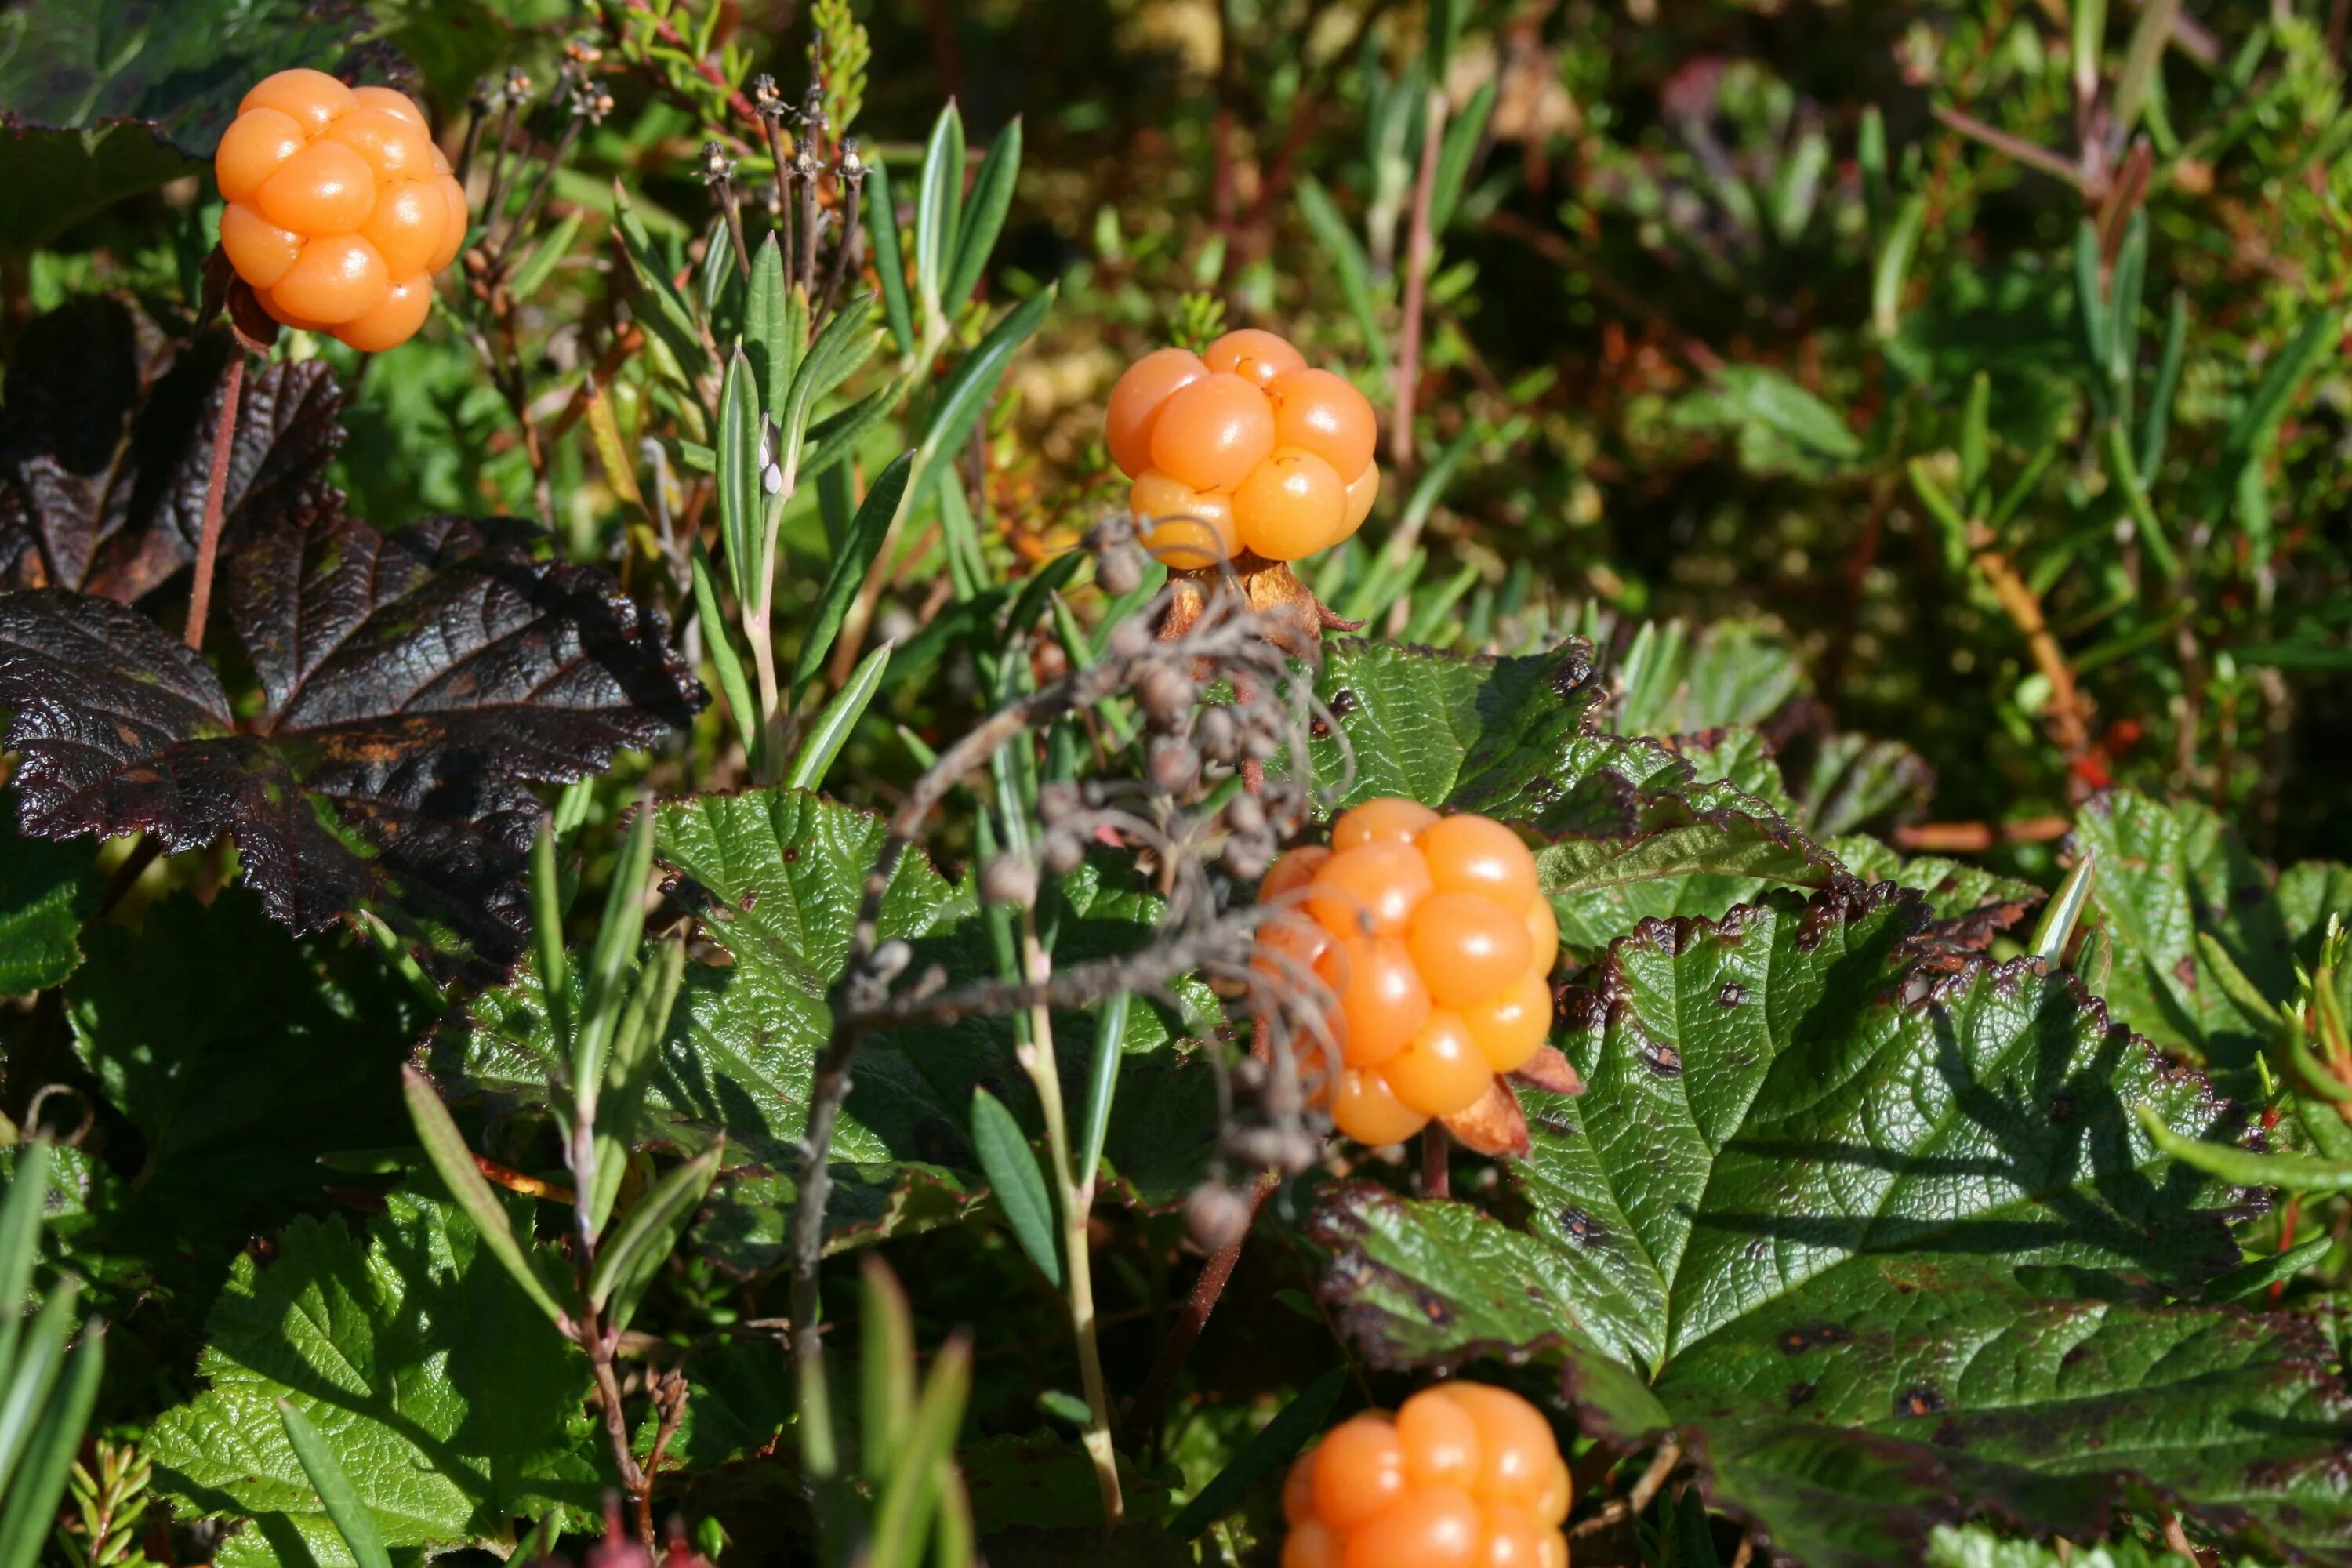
[1439, 1077, 1532, 1159]
[1156, 552, 1360, 656]
[1509, 1047, 1585, 1097]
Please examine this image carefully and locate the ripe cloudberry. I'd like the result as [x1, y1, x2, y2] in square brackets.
[1107, 328, 1380, 568]
[1254, 799, 1554, 1142]
[216, 69, 467, 351]
[1283, 1385, 1570, 1568]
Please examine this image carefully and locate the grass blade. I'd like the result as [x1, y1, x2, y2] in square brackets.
[0, 1319, 100, 1568]
[0, 1138, 53, 1385]
[1296, 177, 1388, 369]
[0, 1278, 75, 1483]
[867, 1334, 972, 1568]
[860, 1258, 917, 1486]
[278, 1400, 394, 1568]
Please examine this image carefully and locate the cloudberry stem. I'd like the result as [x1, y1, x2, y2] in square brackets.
[184, 351, 247, 653]
[1015, 912, 1124, 1526]
[1422, 1123, 1451, 1200]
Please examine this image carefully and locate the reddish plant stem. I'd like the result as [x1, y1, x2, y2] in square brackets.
[1421, 1123, 1451, 1199]
[1123, 1173, 1274, 1446]
[617, 0, 764, 132]
[184, 352, 247, 652]
[2272, 1192, 2304, 1305]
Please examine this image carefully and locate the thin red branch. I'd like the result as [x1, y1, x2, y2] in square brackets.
[184, 352, 246, 652]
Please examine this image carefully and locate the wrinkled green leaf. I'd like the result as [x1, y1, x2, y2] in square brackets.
[150, 1192, 603, 1568]
[0, 817, 92, 996]
[2075, 789, 2296, 1072]
[1310, 886, 2339, 1568]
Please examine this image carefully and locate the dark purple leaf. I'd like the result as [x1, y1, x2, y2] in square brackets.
[0, 296, 342, 602]
[0, 510, 705, 967]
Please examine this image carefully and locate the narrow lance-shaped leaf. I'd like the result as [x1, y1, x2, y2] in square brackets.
[907, 286, 1056, 515]
[277, 1401, 395, 1568]
[612, 185, 710, 382]
[2031, 849, 2096, 963]
[589, 938, 688, 1236]
[0, 1138, 52, 1382]
[970, 1088, 1061, 1287]
[786, 641, 892, 791]
[780, 296, 881, 474]
[943, 118, 1022, 320]
[717, 350, 762, 609]
[507, 210, 583, 304]
[0, 1276, 78, 1483]
[573, 806, 658, 1113]
[0, 1320, 100, 1568]
[528, 826, 569, 1083]
[800, 379, 903, 484]
[399, 1067, 570, 1330]
[1076, 990, 1130, 1192]
[743, 234, 792, 418]
[791, 449, 913, 702]
[860, 1258, 918, 1486]
[866, 159, 916, 359]
[2135, 1104, 2352, 1193]
[913, 102, 967, 336]
[866, 1334, 972, 1568]
[586, 1142, 723, 1328]
[1428, 81, 1494, 235]
[689, 539, 759, 757]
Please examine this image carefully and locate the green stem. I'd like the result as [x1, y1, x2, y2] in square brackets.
[1016, 912, 1123, 1526]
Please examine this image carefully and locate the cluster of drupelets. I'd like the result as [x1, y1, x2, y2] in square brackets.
[1253, 798, 1557, 1145]
[214, 68, 469, 350]
[1285, 1384, 1571, 1568]
[1108, 329, 1382, 570]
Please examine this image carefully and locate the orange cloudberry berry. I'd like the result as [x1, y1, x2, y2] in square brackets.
[215, 70, 463, 352]
[1249, 799, 1555, 1141]
[1108, 328, 1381, 569]
[1284, 1387, 1569, 1568]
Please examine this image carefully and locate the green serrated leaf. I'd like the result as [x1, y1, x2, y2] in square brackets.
[1308, 886, 2346, 1568]
[0, 818, 94, 996]
[149, 1193, 601, 1566]
[2074, 789, 2296, 1073]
